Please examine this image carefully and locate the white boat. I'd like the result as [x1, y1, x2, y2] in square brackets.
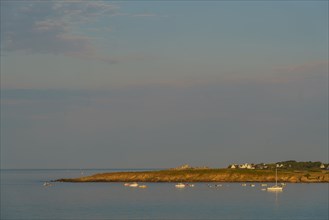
[267, 185, 283, 191]
[43, 182, 52, 187]
[261, 183, 267, 187]
[267, 167, 283, 191]
[128, 182, 139, 187]
[138, 185, 147, 188]
[175, 183, 186, 188]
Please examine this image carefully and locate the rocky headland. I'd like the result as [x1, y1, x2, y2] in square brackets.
[56, 168, 329, 183]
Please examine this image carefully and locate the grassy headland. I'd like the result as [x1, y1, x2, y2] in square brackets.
[56, 168, 329, 183]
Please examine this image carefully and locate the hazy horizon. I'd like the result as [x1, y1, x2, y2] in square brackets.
[1, 1, 328, 169]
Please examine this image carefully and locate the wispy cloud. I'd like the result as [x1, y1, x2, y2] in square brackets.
[1, 1, 124, 63]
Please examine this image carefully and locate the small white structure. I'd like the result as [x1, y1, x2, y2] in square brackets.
[246, 164, 255, 169]
[239, 163, 247, 169]
[229, 164, 238, 169]
[173, 164, 191, 170]
[238, 163, 255, 169]
[320, 164, 325, 169]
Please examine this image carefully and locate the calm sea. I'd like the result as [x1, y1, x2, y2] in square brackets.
[1, 169, 328, 220]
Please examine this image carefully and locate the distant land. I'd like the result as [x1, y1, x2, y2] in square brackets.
[56, 161, 329, 183]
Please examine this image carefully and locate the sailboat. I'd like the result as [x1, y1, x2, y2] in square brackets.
[267, 166, 283, 191]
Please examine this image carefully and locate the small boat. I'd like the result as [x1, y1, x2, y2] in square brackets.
[267, 167, 283, 191]
[187, 183, 195, 187]
[241, 183, 247, 186]
[267, 185, 283, 191]
[128, 182, 139, 187]
[215, 184, 222, 187]
[43, 182, 52, 187]
[175, 183, 186, 188]
[124, 183, 130, 186]
[129, 182, 139, 187]
[138, 185, 147, 188]
[261, 183, 268, 187]
[250, 184, 255, 187]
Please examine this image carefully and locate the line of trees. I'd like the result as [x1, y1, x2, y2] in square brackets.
[265, 160, 328, 170]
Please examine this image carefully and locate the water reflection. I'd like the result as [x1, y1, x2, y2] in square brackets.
[267, 189, 282, 204]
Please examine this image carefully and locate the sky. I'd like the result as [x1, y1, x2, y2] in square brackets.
[1, 0, 328, 169]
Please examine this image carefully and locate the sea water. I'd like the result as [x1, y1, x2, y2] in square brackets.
[1, 169, 328, 220]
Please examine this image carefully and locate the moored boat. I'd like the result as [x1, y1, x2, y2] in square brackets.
[175, 183, 186, 188]
[128, 182, 139, 187]
[43, 182, 52, 187]
[267, 167, 283, 191]
[267, 185, 283, 191]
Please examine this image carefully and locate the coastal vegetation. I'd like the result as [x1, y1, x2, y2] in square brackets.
[227, 160, 329, 170]
[273, 160, 328, 170]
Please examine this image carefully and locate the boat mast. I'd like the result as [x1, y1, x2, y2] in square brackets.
[275, 166, 278, 185]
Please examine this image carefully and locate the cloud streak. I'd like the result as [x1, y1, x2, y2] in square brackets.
[1, 1, 122, 63]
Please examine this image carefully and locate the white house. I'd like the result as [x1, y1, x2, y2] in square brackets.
[239, 164, 247, 169]
[229, 164, 237, 169]
[238, 163, 255, 169]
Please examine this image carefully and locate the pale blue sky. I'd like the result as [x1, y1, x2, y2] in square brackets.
[1, 1, 328, 169]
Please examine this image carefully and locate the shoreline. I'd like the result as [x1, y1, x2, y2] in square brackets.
[55, 169, 329, 183]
